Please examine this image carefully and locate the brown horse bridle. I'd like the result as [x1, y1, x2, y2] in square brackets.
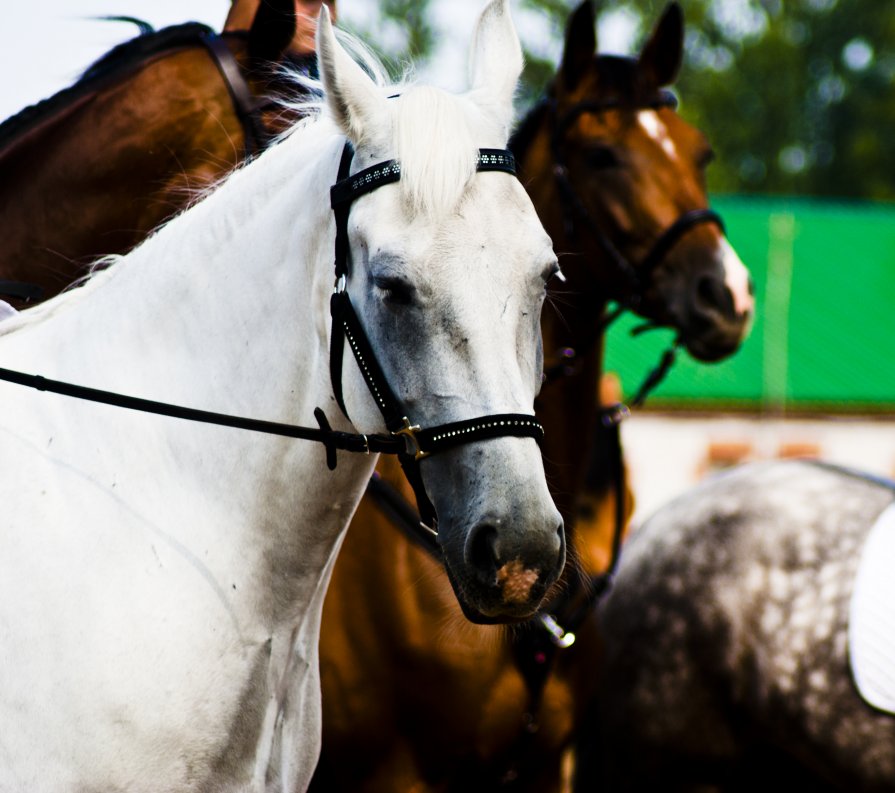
[202, 32, 275, 156]
[540, 89, 726, 315]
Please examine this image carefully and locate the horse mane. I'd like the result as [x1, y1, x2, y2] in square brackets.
[0, 23, 216, 153]
[79, 21, 216, 81]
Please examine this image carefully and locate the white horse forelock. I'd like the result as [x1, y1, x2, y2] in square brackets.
[394, 86, 481, 218]
[280, 29, 492, 221]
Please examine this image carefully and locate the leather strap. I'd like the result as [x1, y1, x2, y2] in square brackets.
[202, 34, 272, 156]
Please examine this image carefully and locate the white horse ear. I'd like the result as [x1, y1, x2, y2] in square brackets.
[317, 6, 385, 145]
[468, 0, 523, 133]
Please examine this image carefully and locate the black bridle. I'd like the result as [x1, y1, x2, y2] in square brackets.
[327, 142, 545, 535]
[543, 89, 726, 314]
[202, 33, 275, 157]
[0, 140, 545, 547]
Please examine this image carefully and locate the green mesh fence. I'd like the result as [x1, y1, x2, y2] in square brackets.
[603, 196, 895, 413]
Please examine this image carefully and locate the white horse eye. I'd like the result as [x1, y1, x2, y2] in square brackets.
[372, 275, 414, 306]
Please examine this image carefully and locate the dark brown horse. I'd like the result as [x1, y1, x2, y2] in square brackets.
[0, 0, 299, 308]
[587, 460, 895, 792]
[311, 3, 753, 791]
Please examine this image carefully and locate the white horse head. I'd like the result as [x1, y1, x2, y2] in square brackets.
[0, 1, 561, 789]
[317, 1, 564, 623]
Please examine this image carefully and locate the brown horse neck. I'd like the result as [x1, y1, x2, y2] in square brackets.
[0, 43, 251, 307]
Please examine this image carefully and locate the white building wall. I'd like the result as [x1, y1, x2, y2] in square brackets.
[621, 413, 895, 526]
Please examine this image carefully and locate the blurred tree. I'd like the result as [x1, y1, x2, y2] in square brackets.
[348, 0, 894, 200]
[592, 0, 895, 199]
[339, 0, 436, 77]
[517, 0, 573, 106]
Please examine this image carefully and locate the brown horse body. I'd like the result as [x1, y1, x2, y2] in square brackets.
[312, 4, 753, 791]
[0, 6, 297, 306]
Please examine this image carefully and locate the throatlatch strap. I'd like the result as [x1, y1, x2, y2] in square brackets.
[202, 34, 272, 156]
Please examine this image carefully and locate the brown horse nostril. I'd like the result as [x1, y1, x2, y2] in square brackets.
[694, 273, 734, 318]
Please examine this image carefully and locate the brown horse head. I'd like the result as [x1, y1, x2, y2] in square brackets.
[515, 1, 753, 363]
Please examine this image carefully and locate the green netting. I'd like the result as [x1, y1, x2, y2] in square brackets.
[603, 196, 895, 413]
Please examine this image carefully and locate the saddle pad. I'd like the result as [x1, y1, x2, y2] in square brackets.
[849, 500, 895, 714]
[0, 301, 17, 322]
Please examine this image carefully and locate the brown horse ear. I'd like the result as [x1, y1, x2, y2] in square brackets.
[247, 0, 297, 65]
[638, 2, 684, 87]
[559, 1, 597, 92]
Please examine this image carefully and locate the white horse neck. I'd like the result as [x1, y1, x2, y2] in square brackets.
[10, 121, 332, 408]
[0, 107, 386, 790]
[0, 114, 375, 618]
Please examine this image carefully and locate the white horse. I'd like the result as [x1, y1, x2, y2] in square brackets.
[0, 2, 564, 790]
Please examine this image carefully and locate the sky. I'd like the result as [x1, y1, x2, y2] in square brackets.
[0, 1, 638, 122]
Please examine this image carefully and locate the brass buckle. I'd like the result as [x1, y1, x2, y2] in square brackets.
[393, 416, 429, 461]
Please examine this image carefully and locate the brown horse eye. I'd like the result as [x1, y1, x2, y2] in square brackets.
[584, 145, 621, 170]
[698, 148, 716, 168]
